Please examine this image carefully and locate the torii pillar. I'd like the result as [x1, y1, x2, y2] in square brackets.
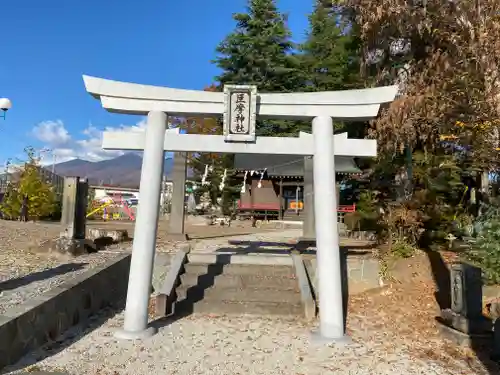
[302, 156, 315, 241]
[168, 152, 188, 240]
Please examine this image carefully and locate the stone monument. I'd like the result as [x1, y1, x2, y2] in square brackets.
[437, 262, 492, 345]
[57, 176, 92, 256]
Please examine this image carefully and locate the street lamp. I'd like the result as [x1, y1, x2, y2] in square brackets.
[0, 98, 12, 120]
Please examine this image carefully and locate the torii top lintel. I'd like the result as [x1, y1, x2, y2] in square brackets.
[83, 75, 398, 120]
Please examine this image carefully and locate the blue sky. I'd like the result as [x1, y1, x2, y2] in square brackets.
[0, 0, 312, 167]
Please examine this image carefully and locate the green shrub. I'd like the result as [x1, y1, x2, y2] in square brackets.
[466, 203, 500, 284]
[343, 212, 361, 231]
[391, 238, 416, 258]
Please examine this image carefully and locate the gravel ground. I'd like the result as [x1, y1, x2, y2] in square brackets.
[0, 221, 373, 317]
[0, 219, 275, 316]
[159, 227, 372, 254]
[3, 221, 495, 374]
[0, 221, 126, 315]
[0, 251, 125, 315]
[4, 249, 497, 374]
[188, 228, 301, 253]
[2, 303, 481, 375]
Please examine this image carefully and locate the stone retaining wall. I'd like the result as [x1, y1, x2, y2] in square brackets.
[344, 256, 381, 294]
[306, 255, 381, 297]
[0, 254, 131, 370]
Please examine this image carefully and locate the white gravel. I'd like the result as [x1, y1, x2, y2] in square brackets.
[161, 228, 372, 255]
[0, 251, 126, 315]
[1, 225, 485, 374]
[0, 224, 294, 316]
[3, 310, 475, 375]
[160, 229, 303, 254]
[0, 220, 132, 315]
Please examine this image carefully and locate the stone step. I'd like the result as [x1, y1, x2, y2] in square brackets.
[174, 298, 303, 317]
[183, 263, 295, 278]
[187, 253, 293, 266]
[179, 272, 298, 290]
[175, 285, 302, 304]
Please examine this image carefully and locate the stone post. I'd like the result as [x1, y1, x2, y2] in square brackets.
[450, 263, 483, 319]
[492, 319, 500, 361]
[115, 111, 167, 340]
[168, 152, 188, 240]
[301, 156, 315, 241]
[311, 116, 349, 344]
[438, 262, 492, 344]
[61, 176, 88, 240]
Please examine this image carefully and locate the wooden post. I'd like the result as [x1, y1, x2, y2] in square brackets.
[302, 156, 315, 240]
[279, 178, 283, 220]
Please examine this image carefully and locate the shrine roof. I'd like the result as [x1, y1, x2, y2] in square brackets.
[234, 155, 361, 176]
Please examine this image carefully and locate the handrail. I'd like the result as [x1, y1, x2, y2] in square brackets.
[155, 244, 190, 318]
[292, 254, 316, 321]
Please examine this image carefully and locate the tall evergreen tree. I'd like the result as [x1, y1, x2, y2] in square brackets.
[214, 0, 300, 92]
[300, 1, 364, 137]
[301, 0, 361, 92]
[213, 0, 303, 135]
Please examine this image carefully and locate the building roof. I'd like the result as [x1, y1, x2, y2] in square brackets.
[90, 185, 141, 193]
[234, 155, 361, 176]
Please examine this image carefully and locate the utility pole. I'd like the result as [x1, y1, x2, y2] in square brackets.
[52, 153, 56, 175]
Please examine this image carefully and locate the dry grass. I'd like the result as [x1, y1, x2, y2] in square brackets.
[351, 252, 500, 374]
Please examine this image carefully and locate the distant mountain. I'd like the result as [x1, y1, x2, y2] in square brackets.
[52, 153, 176, 188]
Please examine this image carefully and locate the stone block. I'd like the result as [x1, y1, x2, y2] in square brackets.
[105, 229, 128, 242]
[0, 254, 131, 371]
[35, 237, 88, 258]
[440, 308, 491, 334]
[87, 228, 129, 242]
[87, 228, 106, 240]
[308, 255, 381, 298]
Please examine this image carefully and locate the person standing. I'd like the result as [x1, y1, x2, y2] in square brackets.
[20, 194, 28, 222]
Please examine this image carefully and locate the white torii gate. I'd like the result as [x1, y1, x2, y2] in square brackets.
[83, 75, 397, 343]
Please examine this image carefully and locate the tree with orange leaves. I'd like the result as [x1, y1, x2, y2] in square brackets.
[341, 0, 500, 172]
[329, 0, 500, 260]
[179, 84, 239, 213]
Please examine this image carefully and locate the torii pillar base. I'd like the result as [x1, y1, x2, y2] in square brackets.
[114, 326, 158, 341]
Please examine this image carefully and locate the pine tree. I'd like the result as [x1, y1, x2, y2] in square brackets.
[213, 0, 303, 136]
[300, 0, 361, 92]
[299, 1, 365, 137]
[214, 0, 299, 91]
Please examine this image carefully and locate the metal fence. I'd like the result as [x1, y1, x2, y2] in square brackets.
[0, 166, 65, 195]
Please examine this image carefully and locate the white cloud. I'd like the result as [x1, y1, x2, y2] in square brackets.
[31, 119, 149, 165]
[31, 120, 71, 146]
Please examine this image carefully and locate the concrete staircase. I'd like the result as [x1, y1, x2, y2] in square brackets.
[171, 255, 308, 318]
